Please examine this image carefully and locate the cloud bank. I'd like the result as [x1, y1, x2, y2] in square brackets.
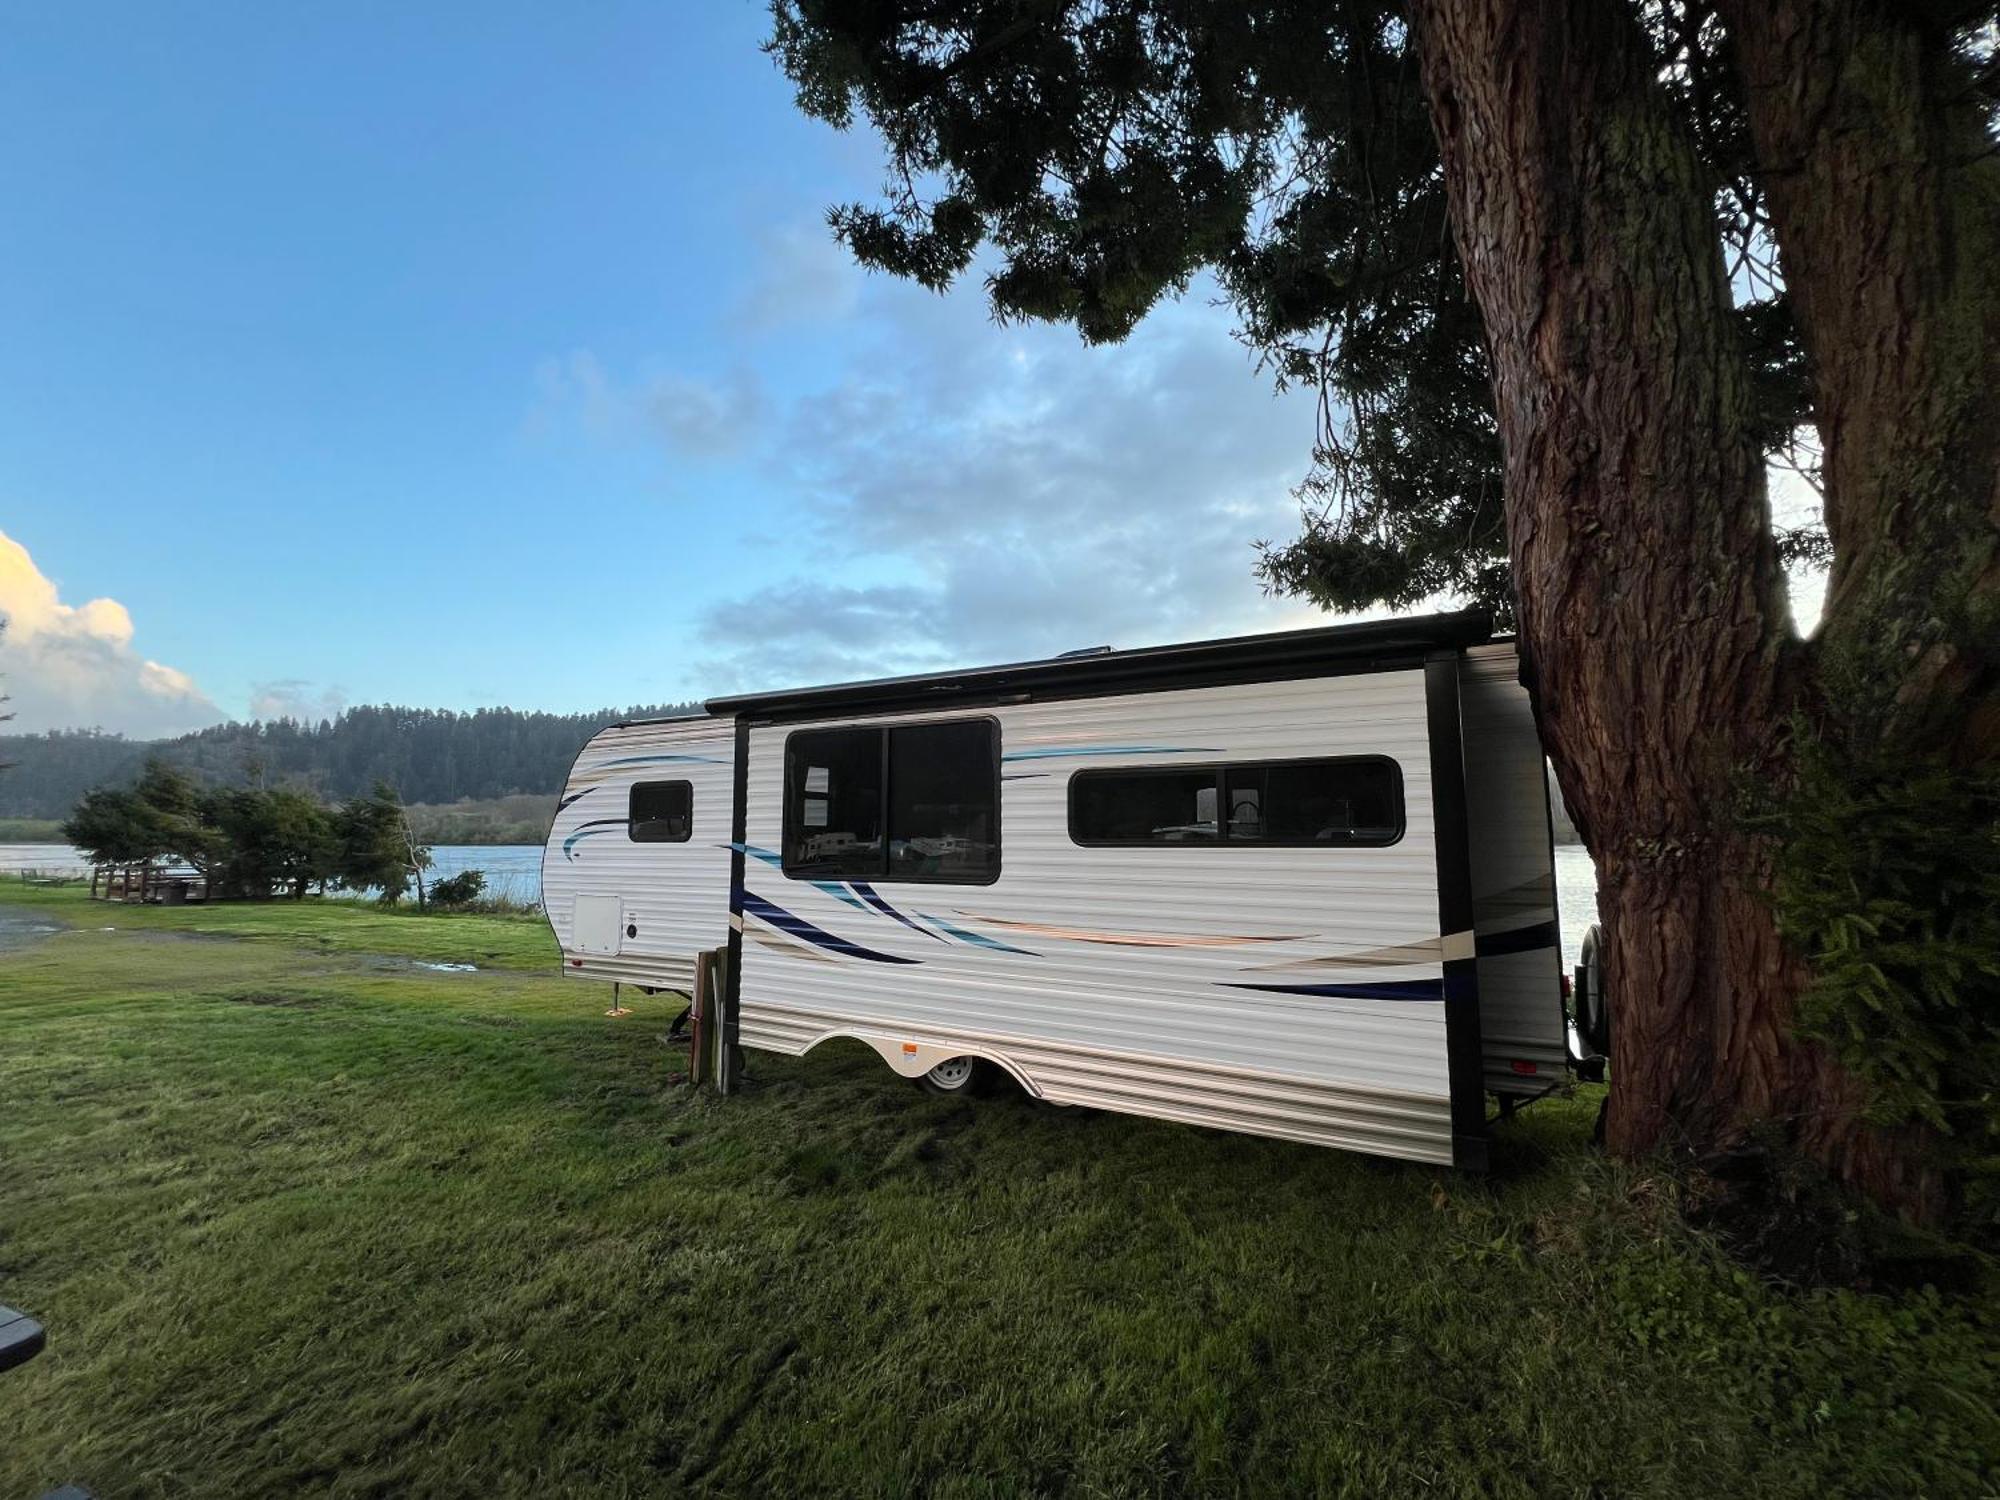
[704, 283, 1329, 690]
[0, 529, 223, 736]
[548, 238, 1332, 695]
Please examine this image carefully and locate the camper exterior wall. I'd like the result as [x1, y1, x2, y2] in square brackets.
[730, 670, 1474, 1166]
[1461, 643, 1569, 1092]
[543, 715, 736, 991]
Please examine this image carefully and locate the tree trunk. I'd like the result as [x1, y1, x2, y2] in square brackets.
[1406, 0, 1926, 1207]
[1719, 0, 2000, 764]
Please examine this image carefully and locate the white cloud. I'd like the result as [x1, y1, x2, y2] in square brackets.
[686, 275, 1331, 692]
[646, 369, 767, 458]
[0, 529, 223, 736]
[247, 678, 348, 724]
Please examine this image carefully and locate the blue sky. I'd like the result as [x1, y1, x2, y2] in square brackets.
[0, 1, 1329, 737]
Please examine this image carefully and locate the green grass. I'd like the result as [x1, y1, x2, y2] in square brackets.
[1, 883, 554, 969]
[1, 898, 1994, 1497]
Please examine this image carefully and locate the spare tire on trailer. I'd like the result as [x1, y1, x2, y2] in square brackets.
[1574, 923, 1610, 1059]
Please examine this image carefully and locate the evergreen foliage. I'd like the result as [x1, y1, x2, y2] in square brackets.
[428, 869, 488, 908]
[61, 785, 165, 866]
[1748, 730, 2000, 1226]
[61, 764, 436, 905]
[764, 0, 1838, 621]
[0, 702, 695, 820]
[330, 783, 431, 906]
[207, 787, 340, 901]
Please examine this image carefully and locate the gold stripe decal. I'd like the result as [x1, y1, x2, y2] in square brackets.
[1239, 937, 1445, 973]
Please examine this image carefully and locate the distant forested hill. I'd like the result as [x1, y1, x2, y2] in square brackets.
[0, 703, 698, 820]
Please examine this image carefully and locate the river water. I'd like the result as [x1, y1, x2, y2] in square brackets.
[0, 843, 546, 906]
[0, 841, 1602, 959]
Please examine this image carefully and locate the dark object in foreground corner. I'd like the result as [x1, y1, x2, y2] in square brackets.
[0, 1303, 47, 1372]
[2, 1305, 98, 1499]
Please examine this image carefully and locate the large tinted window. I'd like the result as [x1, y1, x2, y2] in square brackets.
[887, 720, 1000, 880]
[1068, 767, 1219, 844]
[784, 728, 885, 877]
[784, 718, 999, 883]
[1071, 757, 1403, 847]
[629, 780, 692, 842]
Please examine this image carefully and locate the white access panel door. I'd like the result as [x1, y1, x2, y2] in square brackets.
[571, 894, 624, 957]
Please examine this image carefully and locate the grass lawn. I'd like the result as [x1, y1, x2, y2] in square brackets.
[0, 880, 555, 969]
[1, 889, 1994, 1497]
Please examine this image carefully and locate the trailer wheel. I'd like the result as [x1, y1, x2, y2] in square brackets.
[918, 1056, 990, 1096]
[1574, 923, 1611, 1059]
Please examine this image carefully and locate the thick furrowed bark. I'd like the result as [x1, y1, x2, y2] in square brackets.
[1402, 0, 1908, 1188]
[1600, 834, 1944, 1215]
[1722, 0, 2000, 760]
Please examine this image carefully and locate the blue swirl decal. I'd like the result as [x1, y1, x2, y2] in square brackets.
[596, 753, 728, 767]
[850, 881, 948, 942]
[740, 891, 921, 964]
[562, 819, 629, 859]
[918, 912, 1038, 956]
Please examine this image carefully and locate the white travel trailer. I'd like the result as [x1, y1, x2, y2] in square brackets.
[545, 610, 1568, 1170]
[544, 713, 736, 992]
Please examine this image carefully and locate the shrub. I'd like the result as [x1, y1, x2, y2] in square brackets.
[428, 870, 487, 908]
[1749, 723, 2000, 1229]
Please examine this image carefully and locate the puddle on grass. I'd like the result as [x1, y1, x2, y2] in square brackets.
[346, 953, 482, 976]
[0, 909, 64, 952]
[0, 904, 487, 975]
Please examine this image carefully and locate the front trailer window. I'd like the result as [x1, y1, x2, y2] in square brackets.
[783, 718, 1000, 883]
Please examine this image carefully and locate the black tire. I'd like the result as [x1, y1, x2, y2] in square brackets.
[1574, 923, 1610, 1058]
[917, 1055, 992, 1097]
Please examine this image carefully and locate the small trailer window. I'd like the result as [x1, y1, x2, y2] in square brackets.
[1071, 757, 1403, 847]
[784, 719, 1000, 883]
[629, 780, 693, 842]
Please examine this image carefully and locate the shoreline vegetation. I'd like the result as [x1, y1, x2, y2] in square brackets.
[0, 817, 65, 842]
[0, 701, 696, 823]
[403, 794, 556, 846]
[0, 799, 556, 853]
[1, 883, 1993, 1495]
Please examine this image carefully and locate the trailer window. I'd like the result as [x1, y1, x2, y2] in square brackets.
[783, 719, 1000, 883]
[1070, 757, 1403, 847]
[784, 728, 885, 877]
[1222, 758, 1403, 845]
[887, 719, 1000, 882]
[629, 780, 692, 842]
[1068, 767, 1220, 843]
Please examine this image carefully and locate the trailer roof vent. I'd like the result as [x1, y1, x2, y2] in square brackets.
[1056, 645, 1114, 659]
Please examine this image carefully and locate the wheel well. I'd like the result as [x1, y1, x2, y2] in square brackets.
[798, 1030, 1041, 1098]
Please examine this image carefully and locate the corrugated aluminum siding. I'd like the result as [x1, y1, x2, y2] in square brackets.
[1461, 643, 1567, 1091]
[542, 716, 735, 991]
[733, 671, 1465, 1165]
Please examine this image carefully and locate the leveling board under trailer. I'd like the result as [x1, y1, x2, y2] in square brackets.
[543, 609, 1569, 1170]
